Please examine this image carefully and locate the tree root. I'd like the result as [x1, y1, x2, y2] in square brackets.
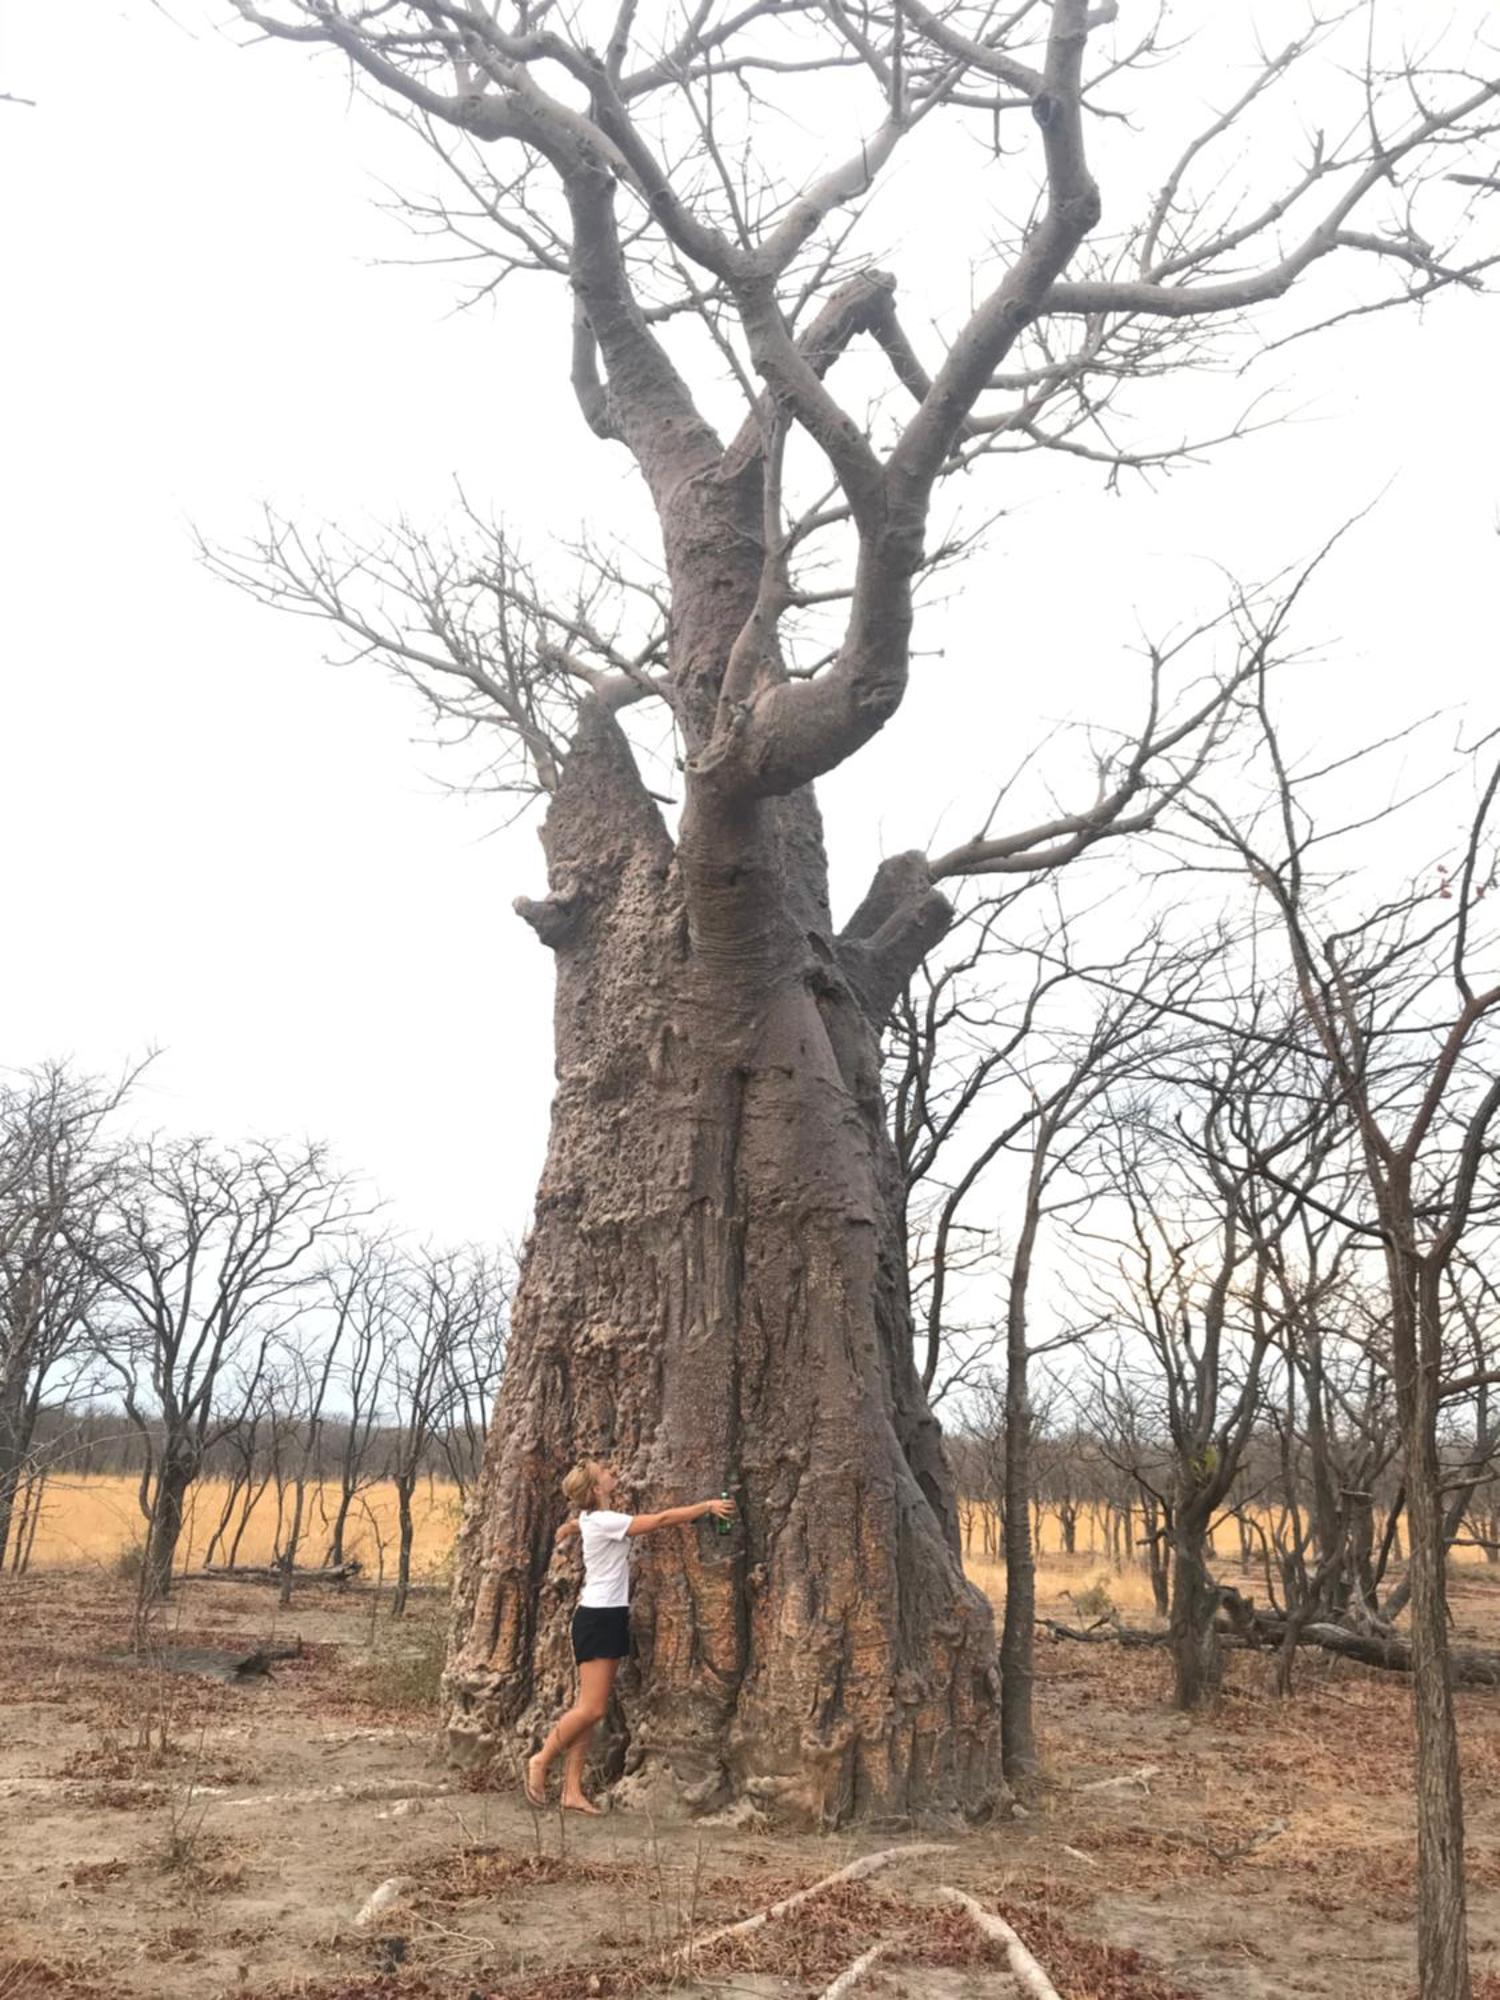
[353, 1875, 414, 1929]
[677, 1842, 952, 1959]
[817, 1939, 895, 1997]
[939, 1886, 1062, 2000]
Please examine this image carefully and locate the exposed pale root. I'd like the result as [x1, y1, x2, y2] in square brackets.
[818, 1940, 894, 1997]
[939, 1886, 1062, 2000]
[211, 1779, 453, 1811]
[353, 1874, 414, 1928]
[678, 1842, 952, 1958]
[1076, 1763, 1161, 1794]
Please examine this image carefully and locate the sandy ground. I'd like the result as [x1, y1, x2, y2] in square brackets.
[4, 1560, 1500, 1999]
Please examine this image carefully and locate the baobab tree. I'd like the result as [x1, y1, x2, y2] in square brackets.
[222, 0, 1500, 1821]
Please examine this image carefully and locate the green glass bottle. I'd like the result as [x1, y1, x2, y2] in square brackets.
[715, 1489, 733, 1536]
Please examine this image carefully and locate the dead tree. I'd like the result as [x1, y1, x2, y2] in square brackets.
[221, 0, 1500, 1819]
[274, 1311, 348, 1606]
[435, 1249, 510, 1499]
[383, 1244, 493, 1615]
[1262, 1230, 1402, 1642]
[0, 1060, 135, 1570]
[1094, 1126, 1279, 1710]
[201, 1371, 271, 1569]
[1083, 1372, 1175, 1613]
[1190, 681, 1500, 1999]
[89, 1136, 358, 1604]
[321, 1234, 394, 1568]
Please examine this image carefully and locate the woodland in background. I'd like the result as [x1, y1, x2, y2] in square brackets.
[0, 1064, 509, 1616]
[5, 0, 1500, 1991]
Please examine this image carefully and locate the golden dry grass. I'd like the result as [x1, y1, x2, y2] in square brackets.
[967, 1551, 1166, 1617]
[964, 1496, 1492, 1584]
[27, 1483, 1484, 1609]
[24, 1474, 464, 1578]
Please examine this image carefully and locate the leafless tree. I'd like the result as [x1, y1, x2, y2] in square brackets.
[273, 1325, 346, 1605]
[321, 1232, 396, 1568]
[219, 0, 1500, 1819]
[0, 1061, 136, 1572]
[1087, 1088, 1290, 1710]
[382, 1242, 500, 1615]
[89, 1136, 360, 1605]
[201, 1365, 277, 1568]
[907, 900, 1216, 1770]
[1187, 678, 1500, 1997]
[435, 1247, 510, 1498]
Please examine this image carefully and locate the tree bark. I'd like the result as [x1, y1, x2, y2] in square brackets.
[0, 1375, 33, 1572]
[327, 1487, 355, 1569]
[393, 1481, 415, 1619]
[1397, 1251, 1469, 2000]
[445, 704, 1002, 1824]
[142, 1447, 197, 1605]
[1000, 1140, 1047, 1782]
[1168, 1498, 1220, 1710]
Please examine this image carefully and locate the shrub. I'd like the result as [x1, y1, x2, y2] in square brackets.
[1070, 1577, 1117, 1621]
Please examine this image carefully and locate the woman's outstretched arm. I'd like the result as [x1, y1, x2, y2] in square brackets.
[626, 1496, 734, 1538]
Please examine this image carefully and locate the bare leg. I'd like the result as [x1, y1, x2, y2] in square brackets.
[561, 1725, 601, 1814]
[527, 1657, 619, 1808]
[525, 1728, 558, 1805]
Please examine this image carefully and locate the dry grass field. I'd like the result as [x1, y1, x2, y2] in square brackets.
[23, 1476, 466, 1580]
[6, 1543, 1500, 1998]
[29, 1479, 1463, 1590]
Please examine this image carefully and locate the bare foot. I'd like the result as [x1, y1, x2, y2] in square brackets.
[524, 1752, 549, 1807]
[561, 1791, 603, 1816]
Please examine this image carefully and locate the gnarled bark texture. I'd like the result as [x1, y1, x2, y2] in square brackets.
[444, 698, 1002, 1824]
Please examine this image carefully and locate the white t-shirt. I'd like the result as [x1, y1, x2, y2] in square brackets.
[578, 1509, 635, 1609]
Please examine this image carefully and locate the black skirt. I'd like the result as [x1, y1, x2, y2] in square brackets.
[572, 1604, 630, 1663]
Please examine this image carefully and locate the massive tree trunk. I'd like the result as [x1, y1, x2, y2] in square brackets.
[445, 698, 1002, 1823]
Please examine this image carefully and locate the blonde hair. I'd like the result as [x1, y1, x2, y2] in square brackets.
[562, 1460, 602, 1511]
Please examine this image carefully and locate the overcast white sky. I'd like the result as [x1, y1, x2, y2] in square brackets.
[1, 2, 1495, 1250]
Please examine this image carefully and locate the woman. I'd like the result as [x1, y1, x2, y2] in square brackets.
[525, 1460, 734, 1814]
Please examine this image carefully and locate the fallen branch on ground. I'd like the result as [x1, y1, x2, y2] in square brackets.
[229, 1641, 302, 1675]
[190, 1561, 362, 1586]
[1075, 1764, 1161, 1795]
[1041, 1611, 1500, 1685]
[1039, 1617, 1168, 1647]
[1273, 1621, 1500, 1686]
[208, 1778, 454, 1810]
[818, 1940, 895, 1997]
[678, 1843, 952, 1959]
[106, 1641, 303, 1683]
[939, 1887, 1062, 2000]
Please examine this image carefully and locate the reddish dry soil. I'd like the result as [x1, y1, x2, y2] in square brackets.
[4, 1562, 1500, 1997]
